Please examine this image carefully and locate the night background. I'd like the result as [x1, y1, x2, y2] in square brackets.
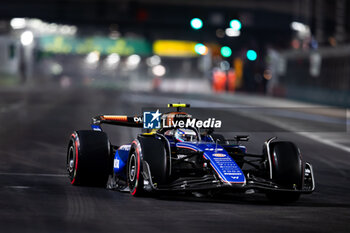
[0, 0, 349, 232]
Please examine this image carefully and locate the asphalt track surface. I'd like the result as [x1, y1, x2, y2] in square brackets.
[0, 87, 349, 233]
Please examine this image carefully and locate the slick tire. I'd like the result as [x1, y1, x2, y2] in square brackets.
[67, 130, 110, 186]
[265, 141, 303, 203]
[127, 140, 145, 196]
[127, 136, 169, 197]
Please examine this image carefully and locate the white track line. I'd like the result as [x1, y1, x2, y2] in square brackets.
[0, 172, 67, 177]
[242, 111, 350, 154]
[298, 132, 350, 153]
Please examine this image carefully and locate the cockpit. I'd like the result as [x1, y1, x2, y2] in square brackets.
[164, 128, 199, 143]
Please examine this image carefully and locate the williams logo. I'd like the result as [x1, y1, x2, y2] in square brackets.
[143, 109, 161, 129]
[213, 153, 226, 157]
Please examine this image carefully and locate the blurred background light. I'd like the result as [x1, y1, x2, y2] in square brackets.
[190, 18, 203, 30]
[220, 46, 232, 57]
[152, 65, 166, 77]
[10, 18, 26, 29]
[194, 43, 208, 55]
[290, 21, 311, 39]
[86, 51, 100, 64]
[20, 30, 34, 46]
[153, 40, 198, 57]
[106, 53, 120, 66]
[225, 28, 241, 37]
[146, 55, 161, 66]
[229, 19, 241, 31]
[290, 21, 308, 32]
[51, 63, 63, 75]
[247, 50, 257, 61]
[263, 69, 272, 80]
[126, 54, 141, 69]
[216, 29, 225, 38]
[220, 61, 230, 71]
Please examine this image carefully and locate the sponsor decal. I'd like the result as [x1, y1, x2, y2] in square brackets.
[119, 145, 131, 150]
[213, 153, 226, 157]
[114, 159, 120, 169]
[142, 110, 222, 129]
[205, 148, 223, 151]
[143, 109, 161, 129]
[133, 116, 142, 123]
[163, 117, 221, 129]
[225, 173, 242, 175]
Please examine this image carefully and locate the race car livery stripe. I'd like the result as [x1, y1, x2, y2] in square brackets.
[177, 145, 198, 151]
[102, 115, 128, 121]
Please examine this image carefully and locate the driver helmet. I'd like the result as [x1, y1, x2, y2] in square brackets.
[174, 129, 198, 142]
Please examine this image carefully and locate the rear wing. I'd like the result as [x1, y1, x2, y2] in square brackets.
[92, 115, 143, 128]
[91, 103, 190, 129]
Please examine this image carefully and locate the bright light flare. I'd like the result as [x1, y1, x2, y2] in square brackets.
[126, 54, 141, 69]
[290, 22, 308, 32]
[86, 51, 100, 64]
[127, 54, 141, 65]
[194, 43, 208, 55]
[225, 28, 241, 37]
[220, 46, 232, 57]
[11, 18, 26, 29]
[290, 21, 311, 38]
[190, 18, 203, 30]
[152, 65, 166, 77]
[106, 53, 120, 66]
[20, 31, 34, 46]
[247, 50, 257, 61]
[229, 19, 241, 31]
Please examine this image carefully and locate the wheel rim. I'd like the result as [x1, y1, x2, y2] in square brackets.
[129, 153, 137, 182]
[67, 146, 75, 176]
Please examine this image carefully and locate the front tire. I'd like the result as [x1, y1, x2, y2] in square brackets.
[127, 140, 144, 196]
[265, 141, 303, 203]
[127, 136, 169, 196]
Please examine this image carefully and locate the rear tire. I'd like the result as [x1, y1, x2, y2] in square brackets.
[67, 130, 110, 186]
[265, 141, 303, 203]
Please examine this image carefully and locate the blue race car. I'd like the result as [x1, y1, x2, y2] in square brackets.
[66, 104, 314, 202]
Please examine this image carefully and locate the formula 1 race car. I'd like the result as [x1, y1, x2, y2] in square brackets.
[66, 103, 315, 202]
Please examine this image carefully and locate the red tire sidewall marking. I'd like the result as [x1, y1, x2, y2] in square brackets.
[131, 141, 141, 196]
[71, 133, 79, 184]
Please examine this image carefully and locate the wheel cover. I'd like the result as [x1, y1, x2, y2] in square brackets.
[129, 153, 137, 182]
[67, 146, 75, 176]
